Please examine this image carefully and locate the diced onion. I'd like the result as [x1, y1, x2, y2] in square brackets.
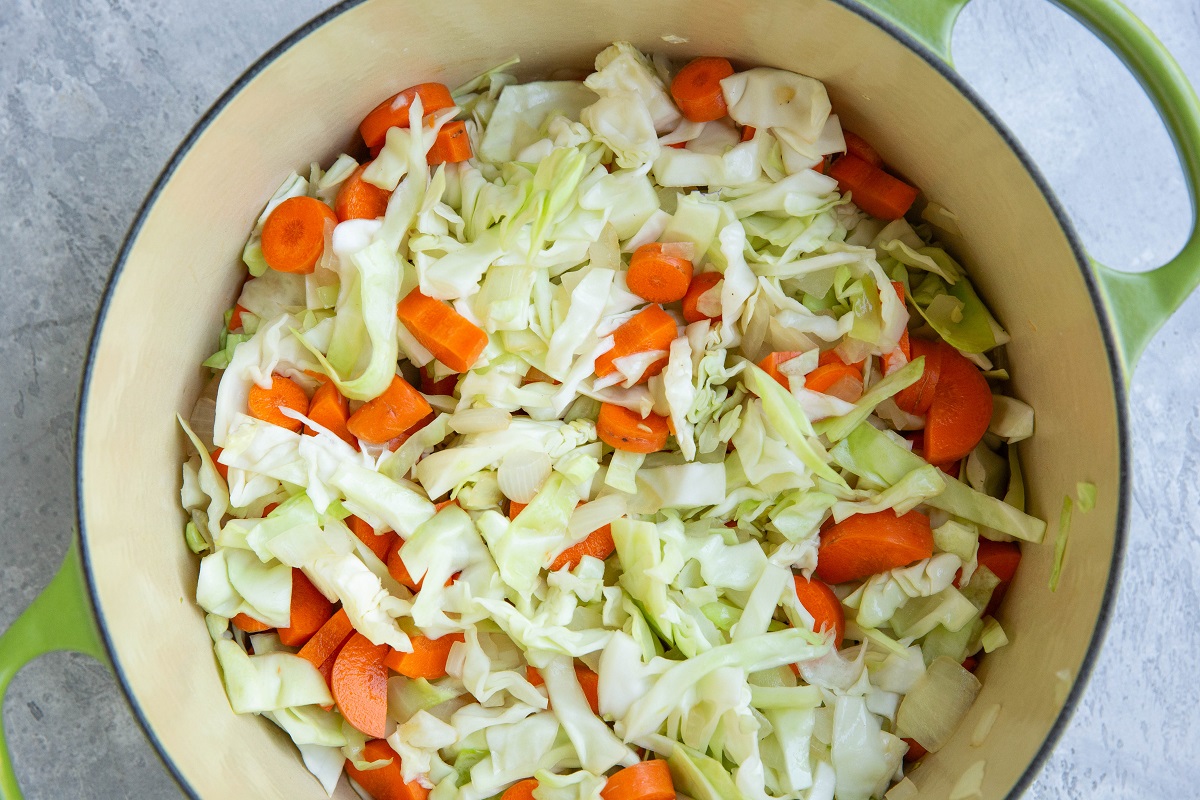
[497, 449, 552, 503]
[896, 656, 981, 752]
[449, 408, 512, 434]
[568, 494, 627, 539]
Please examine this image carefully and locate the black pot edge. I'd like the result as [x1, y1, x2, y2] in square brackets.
[71, 1, 1131, 798]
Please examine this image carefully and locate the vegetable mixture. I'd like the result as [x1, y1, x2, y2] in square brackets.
[180, 42, 1046, 800]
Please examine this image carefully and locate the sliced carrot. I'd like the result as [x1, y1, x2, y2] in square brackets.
[359, 83, 455, 151]
[396, 288, 489, 373]
[936, 460, 961, 479]
[593, 304, 677, 381]
[923, 344, 993, 464]
[793, 575, 845, 648]
[903, 738, 928, 763]
[228, 304, 247, 333]
[231, 613, 271, 633]
[815, 510, 934, 584]
[526, 663, 601, 715]
[757, 351, 801, 389]
[502, 779, 539, 800]
[298, 608, 355, 669]
[601, 759, 675, 800]
[247, 374, 309, 432]
[508, 500, 527, 521]
[828, 154, 918, 221]
[278, 569, 335, 648]
[550, 524, 616, 571]
[894, 337, 944, 415]
[386, 538, 422, 592]
[344, 739, 430, 800]
[977, 539, 1021, 616]
[419, 364, 458, 396]
[261, 196, 337, 274]
[306, 380, 356, 447]
[843, 130, 884, 168]
[335, 163, 393, 222]
[383, 634, 465, 680]
[427, 120, 472, 165]
[333, 632, 390, 738]
[211, 448, 229, 482]
[681, 271, 722, 324]
[348, 516, 398, 563]
[627, 243, 694, 304]
[597, 403, 670, 453]
[346, 375, 433, 445]
[803, 362, 862, 395]
[740, 125, 756, 142]
[670, 57, 734, 122]
[811, 157, 826, 175]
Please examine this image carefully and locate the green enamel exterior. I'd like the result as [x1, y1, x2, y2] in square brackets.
[2, 1, 1198, 797]
[0, 542, 109, 799]
[861, 0, 1200, 380]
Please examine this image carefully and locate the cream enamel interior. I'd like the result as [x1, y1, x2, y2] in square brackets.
[79, 0, 1123, 797]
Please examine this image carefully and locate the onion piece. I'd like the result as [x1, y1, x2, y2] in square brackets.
[188, 374, 222, 451]
[567, 494, 627, 539]
[497, 449, 552, 503]
[449, 408, 512, 434]
[896, 656, 981, 753]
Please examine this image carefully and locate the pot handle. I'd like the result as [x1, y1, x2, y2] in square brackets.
[862, 0, 1200, 377]
[0, 542, 108, 799]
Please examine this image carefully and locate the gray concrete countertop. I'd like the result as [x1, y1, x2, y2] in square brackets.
[2, 0, 1198, 797]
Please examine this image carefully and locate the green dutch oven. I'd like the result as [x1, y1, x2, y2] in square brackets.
[2, 0, 1198, 797]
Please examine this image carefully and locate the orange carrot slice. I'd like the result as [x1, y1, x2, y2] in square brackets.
[670, 57, 734, 122]
[359, 83, 454, 150]
[247, 375, 308, 432]
[601, 759, 675, 800]
[593, 305, 677, 382]
[681, 271, 722, 324]
[596, 403, 670, 453]
[261, 196, 337, 274]
[278, 569, 334, 648]
[383, 634, 465, 680]
[332, 633, 390, 738]
[816, 510, 934, 584]
[344, 739, 430, 800]
[298, 608, 354, 669]
[427, 121, 472, 165]
[627, 243, 694, 304]
[396, 288, 489, 373]
[346, 375, 433, 445]
[923, 344, 993, 464]
[335, 162, 392, 222]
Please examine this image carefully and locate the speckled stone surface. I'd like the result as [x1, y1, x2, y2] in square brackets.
[1, 0, 1197, 797]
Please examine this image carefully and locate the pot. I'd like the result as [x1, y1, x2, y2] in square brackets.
[2, 0, 1198, 797]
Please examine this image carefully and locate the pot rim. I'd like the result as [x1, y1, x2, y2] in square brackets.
[72, 1, 1131, 797]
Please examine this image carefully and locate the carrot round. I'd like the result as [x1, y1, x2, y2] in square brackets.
[757, 351, 801, 389]
[803, 362, 861, 394]
[671, 57, 734, 122]
[383, 634, 465, 680]
[386, 539, 422, 592]
[501, 779, 538, 800]
[359, 83, 455, 151]
[344, 739, 430, 800]
[894, 337, 944, 415]
[601, 759, 675, 800]
[828, 154, 919, 221]
[593, 304, 677, 381]
[597, 403, 670, 453]
[335, 162, 393, 222]
[261, 196, 337, 274]
[396, 288, 489, 373]
[427, 120, 473, 165]
[681, 271, 722, 324]
[228, 304, 247, 333]
[298, 608, 355, 669]
[346, 374, 433, 445]
[231, 613, 271, 633]
[211, 448, 229, 483]
[333, 632, 390, 738]
[508, 500, 527, 521]
[843, 130, 884, 168]
[419, 364, 458, 396]
[816, 510, 934, 584]
[278, 569, 335, 648]
[793, 575, 845, 648]
[247, 375, 309, 432]
[627, 243, 694, 304]
[550, 524, 616, 571]
[976, 539, 1021, 616]
[306, 380, 356, 446]
[349, 515, 398, 563]
[923, 345, 993, 464]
